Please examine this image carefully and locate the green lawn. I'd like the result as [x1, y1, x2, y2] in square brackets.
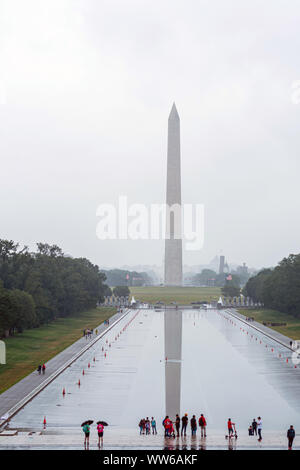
[238, 308, 300, 340]
[0, 307, 116, 394]
[130, 286, 221, 304]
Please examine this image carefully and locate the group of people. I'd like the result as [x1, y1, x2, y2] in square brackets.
[138, 414, 296, 449]
[161, 414, 207, 438]
[248, 418, 295, 449]
[248, 417, 263, 441]
[83, 328, 98, 339]
[139, 417, 157, 435]
[37, 363, 46, 375]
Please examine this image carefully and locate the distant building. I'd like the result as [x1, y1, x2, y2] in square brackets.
[237, 262, 248, 276]
[219, 256, 225, 274]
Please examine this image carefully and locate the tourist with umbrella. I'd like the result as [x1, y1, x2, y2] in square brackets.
[81, 420, 93, 449]
[97, 420, 108, 447]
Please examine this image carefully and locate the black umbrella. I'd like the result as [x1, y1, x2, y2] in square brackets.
[97, 421, 108, 426]
[81, 420, 93, 426]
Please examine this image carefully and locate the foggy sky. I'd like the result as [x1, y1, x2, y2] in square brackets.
[1, 0, 300, 270]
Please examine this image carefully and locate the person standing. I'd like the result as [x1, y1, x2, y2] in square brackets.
[97, 422, 104, 447]
[252, 418, 257, 436]
[175, 414, 180, 437]
[42, 363, 46, 375]
[287, 425, 295, 450]
[37, 364, 42, 375]
[227, 418, 234, 437]
[82, 423, 90, 450]
[151, 417, 157, 435]
[142, 418, 146, 434]
[257, 417, 262, 441]
[145, 417, 150, 435]
[139, 419, 144, 435]
[164, 416, 172, 437]
[199, 414, 207, 437]
[181, 413, 188, 436]
[163, 416, 168, 437]
[191, 415, 197, 436]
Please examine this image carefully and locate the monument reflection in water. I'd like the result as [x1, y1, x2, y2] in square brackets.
[164, 309, 183, 419]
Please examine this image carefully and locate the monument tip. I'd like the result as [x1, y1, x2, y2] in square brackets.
[169, 102, 179, 120]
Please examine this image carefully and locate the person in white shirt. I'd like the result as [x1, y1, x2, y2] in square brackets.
[257, 417, 262, 441]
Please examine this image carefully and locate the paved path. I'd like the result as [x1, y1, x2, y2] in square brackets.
[228, 308, 294, 349]
[0, 309, 126, 422]
[0, 429, 296, 450]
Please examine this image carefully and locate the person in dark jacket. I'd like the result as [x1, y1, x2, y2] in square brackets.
[181, 414, 188, 436]
[175, 414, 180, 437]
[252, 419, 257, 436]
[191, 415, 197, 436]
[287, 425, 295, 450]
[139, 418, 145, 435]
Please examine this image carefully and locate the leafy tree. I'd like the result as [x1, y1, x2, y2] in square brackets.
[221, 284, 240, 298]
[193, 269, 217, 286]
[102, 269, 152, 286]
[0, 288, 17, 337]
[103, 285, 112, 297]
[243, 255, 300, 318]
[113, 286, 130, 297]
[0, 239, 108, 337]
[243, 269, 272, 302]
[10, 289, 36, 333]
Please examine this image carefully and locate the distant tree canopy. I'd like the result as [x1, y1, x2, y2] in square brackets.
[242, 269, 272, 303]
[243, 254, 300, 318]
[221, 284, 240, 298]
[102, 269, 153, 287]
[192, 269, 242, 288]
[113, 286, 130, 298]
[0, 240, 109, 337]
[193, 269, 217, 286]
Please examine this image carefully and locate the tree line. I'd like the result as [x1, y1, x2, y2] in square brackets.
[243, 254, 300, 318]
[0, 240, 109, 337]
[101, 269, 153, 287]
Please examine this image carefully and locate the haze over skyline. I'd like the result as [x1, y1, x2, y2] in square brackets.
[1, 0, 300, 270]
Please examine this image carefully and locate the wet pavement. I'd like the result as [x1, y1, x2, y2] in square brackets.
[0, 307, 122, 421]
[1, 308, 300, 449]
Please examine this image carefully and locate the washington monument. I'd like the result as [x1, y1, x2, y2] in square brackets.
[164, 103, 183, 286]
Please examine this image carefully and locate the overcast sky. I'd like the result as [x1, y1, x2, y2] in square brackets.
[1, 0, 300, 270]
